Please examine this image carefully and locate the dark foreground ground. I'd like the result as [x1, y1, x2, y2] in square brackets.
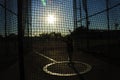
[0, 40, 120, 80]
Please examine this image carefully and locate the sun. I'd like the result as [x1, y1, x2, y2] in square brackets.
[47, 15, 56, 24]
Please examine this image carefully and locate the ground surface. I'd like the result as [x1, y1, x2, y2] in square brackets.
[1, 40, 120, 80]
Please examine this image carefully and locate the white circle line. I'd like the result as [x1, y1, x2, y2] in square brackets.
[43, 61, 92, 76]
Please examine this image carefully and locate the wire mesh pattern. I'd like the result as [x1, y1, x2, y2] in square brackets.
[0, 0, 18, 37]
[0, 0, 18, 73]
[76, 0, 120, 30]
[31, 0, 74, 36]
[0, 0, 120, 80]
[0, 0, 18, 55]
[74, 0, 120, 53]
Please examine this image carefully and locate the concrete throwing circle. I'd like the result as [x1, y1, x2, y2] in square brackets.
[43, 61, 92, 76]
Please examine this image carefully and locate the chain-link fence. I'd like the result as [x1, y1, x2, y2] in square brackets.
[0, 0, 18, 73]
[0, 0, 120, 80]
[0, 0, 32, 79]
[74, 0, 120, 60]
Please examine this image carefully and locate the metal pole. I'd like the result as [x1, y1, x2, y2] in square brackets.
[70, 1, 85, 80]
[82, 0, 89, 29]
[18, 0, 25, 80]
[73, 0, 77, 29]
[106, 0, 110, 54]
[4, 0, 8, 56]
[106, 0, 110, 31]
[4, 0, 7, 37]
[79, 0, 82, 27]
[82, 0, 89, 49]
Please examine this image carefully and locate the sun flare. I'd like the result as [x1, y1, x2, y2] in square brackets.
[47, 15, 56, 24]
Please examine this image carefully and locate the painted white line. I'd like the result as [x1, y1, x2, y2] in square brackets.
[35, 51, 58, 63]
[34, 51, 92, 76]
[43, 61, 92, 76]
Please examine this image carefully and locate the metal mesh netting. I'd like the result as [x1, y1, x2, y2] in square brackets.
[23, 0, 120, 80]
[0, 0, 18, 58]
[74, 0, 120, 53]
[76, 0, 120, 30]
[31, 0, 74, 36]
[0, 0, 19, 79]
[0, 0, 120, 80]
[0, 0, 18, 37]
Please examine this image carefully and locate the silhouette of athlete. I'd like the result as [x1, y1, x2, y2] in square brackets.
[66, 35, 73, 63]
[64, 29, 74, 65]
[65, 30, 85, 80]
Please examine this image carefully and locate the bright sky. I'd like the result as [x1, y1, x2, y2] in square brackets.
[31, 0, 120, 37]
[0, 0, 120, 37]
[31, 0, 74, 36]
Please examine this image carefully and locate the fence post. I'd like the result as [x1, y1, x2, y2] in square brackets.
[4, 0, 7, 37]
[82, 0, 89, 49]
[18, 0, 25, 80]
[106, 0, 110, 31]
[106, 0, 110, 53]
[73, 0, 77, 29]
[79, 0, 82, 27]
